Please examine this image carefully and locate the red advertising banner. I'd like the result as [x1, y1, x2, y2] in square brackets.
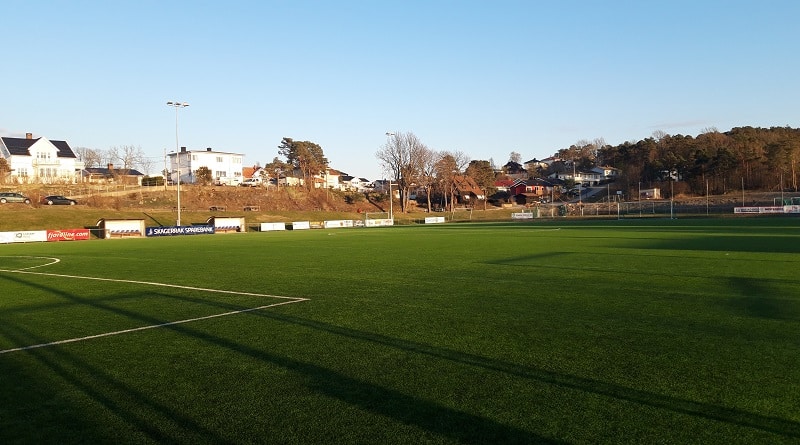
[46, 229, 91, 242]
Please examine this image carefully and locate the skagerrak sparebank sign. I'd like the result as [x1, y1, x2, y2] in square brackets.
[145, 225, 215, 237]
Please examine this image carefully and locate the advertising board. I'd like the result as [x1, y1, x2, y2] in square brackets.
[260, 222, 287, 231]
[145, 226, 215, 237]
[0, 231, 48, 244]
[46, 229, 91, 242]
[323, 220, 354, 228]
[365, 218, 394, 227]
[291, 221, 311, 230]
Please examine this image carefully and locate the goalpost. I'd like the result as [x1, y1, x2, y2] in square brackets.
[364, 212, 394, 227]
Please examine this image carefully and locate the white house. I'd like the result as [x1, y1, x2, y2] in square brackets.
[548, 170, 601, 185]
[340, 175, 371, 191]
[168, 147, 244, 184]
[0, 133, 84, 183]
[313, 168, 343, 189]
[591, 166, 620, 181]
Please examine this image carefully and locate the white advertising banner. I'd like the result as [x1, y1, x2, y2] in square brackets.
[324, 220, 354, 228]
[0, 230, 48, 244]
[260, 222, 287, 231]
[365, 218, 394, 227]
[424, 217, 446, 224]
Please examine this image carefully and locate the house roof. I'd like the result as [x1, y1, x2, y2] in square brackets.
[326, 168, 345, 176]
[525, 178, 554, 186]
[242, 167, 257, 178]
[453, 175, 483, 195]
[83, 167, 144, 176]
[1, 136, 77, 158]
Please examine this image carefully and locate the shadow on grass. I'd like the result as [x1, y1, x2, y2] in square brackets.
[0, 272, 561, 444]
[726, 276, 800, 321]
[248, 309, 800, 440]
[0, 278, 236, 444]
[4, 268, 800, 440]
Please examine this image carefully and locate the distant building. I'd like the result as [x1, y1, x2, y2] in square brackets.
[168, 147, 244, 184]
[0, 133, 84, 183]
[82, 163, 145, 185]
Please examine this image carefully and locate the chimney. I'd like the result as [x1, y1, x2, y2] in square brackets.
[207, 147, 212, 152]
[26, 133, 32, 139]
[180, 146, 187, 153]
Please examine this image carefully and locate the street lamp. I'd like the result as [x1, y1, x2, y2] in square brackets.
[385, 132, 395, 221]
[167, 101, 189, 226]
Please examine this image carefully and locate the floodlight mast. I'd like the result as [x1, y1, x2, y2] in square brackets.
[167, 101, 189, 226]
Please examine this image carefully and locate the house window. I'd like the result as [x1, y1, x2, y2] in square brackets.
[17, 167, 28, 177]
[216, 156, 223, 163]
[192, 155, 198, 161]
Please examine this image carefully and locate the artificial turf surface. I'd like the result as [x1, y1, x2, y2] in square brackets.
[1, 218, 798, 444]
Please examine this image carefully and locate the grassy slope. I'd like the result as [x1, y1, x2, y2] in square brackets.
[0, 219, 798, 444]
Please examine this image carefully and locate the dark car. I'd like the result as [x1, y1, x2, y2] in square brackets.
[0, 192, 31, 204]
[42, 195, 77, 205]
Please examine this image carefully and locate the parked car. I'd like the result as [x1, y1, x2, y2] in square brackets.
[42, 195, 77, 205]
[239, 177, 263, 187]
[0, 192, 31, 204]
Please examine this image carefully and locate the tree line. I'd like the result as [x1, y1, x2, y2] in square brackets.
[376, 126, 800, 212]
[376, 132, 499, 213]
[560, 126, 800, 195]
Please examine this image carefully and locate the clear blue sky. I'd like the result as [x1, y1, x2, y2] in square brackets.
[3, 0, 799, 180]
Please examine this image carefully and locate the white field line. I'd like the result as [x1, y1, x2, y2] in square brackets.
[0, 299, 304, 355]
[0, 256, 310, 355]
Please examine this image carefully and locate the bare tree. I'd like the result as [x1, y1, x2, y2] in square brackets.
[376, 131, 427, 213]
[435, 150, 470, 211]
[417, 147, 442, 212]
[509, 151, 522, 164]
[73, 146, 103, 168]
[652, 130, 668, 142]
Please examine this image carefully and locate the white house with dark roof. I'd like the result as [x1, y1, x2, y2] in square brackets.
[167, 146, 244, 184]
[0, 133, 84, 183]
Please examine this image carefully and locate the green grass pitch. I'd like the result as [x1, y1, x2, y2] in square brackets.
[1, 218, 799, 444]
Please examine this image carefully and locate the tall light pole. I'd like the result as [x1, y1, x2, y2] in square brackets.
[163, 147, 168, 191]
[167, 101, 189, 226]
[385, 132, 395, 221]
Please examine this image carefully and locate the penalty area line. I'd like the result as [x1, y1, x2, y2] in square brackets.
[0, 298, 308, 355]
[0, 268, 301, 300]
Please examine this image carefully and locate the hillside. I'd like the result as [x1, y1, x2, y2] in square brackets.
[0, 183, 796, 232]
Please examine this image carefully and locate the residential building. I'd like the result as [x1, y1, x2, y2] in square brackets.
[0, 133, 84, 183]
[340, 175, 371, 191]
[315, 168, 343, 189]
[168, 147, 244, 184]
[509, 178, 555, 204]
[453, 175, 486, 205]
[591, 166, 620, 182]
[82, 163, 145, 185]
